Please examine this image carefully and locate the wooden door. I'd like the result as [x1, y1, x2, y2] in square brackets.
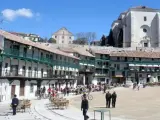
[20, 80, 25, 96]
[11, 85, 16, 98]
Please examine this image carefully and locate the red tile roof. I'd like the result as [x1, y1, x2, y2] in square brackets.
[110, 51, 160, 58]
[0, 30, 79, 60]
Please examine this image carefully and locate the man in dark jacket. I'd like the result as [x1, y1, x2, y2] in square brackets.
[105, 91, 111, 108]
[103, 84, 107, 94]
[11, 94, 19, 115]
[111, 91, 117, 108]
[81, 94, 89, 120]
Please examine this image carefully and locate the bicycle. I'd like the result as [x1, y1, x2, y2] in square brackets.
[81, 92, 93, 100]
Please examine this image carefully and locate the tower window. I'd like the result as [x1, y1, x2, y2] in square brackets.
[144, 16, 147, 21]
[144, 43, 148, 47]
[62, 36, 64, 39]
[143, 28, 147, 32]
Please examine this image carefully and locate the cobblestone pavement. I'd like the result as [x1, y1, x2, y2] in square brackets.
[70, 87, 160, 120]
[0, 93, 123, 120]
[0, 99, 68, 120]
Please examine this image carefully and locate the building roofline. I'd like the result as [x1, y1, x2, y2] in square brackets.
[0, 30, 78, 60]
[52, 27, 73, 36]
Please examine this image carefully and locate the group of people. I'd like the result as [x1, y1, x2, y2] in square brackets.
[81, 90, 117, 120]
[105, 91, 117, 108]
[37, 86, 46, 98]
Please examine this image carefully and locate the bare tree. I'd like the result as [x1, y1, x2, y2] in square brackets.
[75, 32, 96, 44]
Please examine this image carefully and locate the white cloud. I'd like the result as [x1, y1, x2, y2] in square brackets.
[1, 8, 39, 21]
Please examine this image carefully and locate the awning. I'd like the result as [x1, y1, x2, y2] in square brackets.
[153, 65, 159, 67]
[147, 65, 153, 67]
[141, 64, 147, 67]
[114, 75, 123, 77]
[136, 64, 141, 66]
[129, 64, 134, 66]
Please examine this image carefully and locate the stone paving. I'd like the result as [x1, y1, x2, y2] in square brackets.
[0, 93, 123, 120]
[71, 86, 160, 120]
[2, 87, 158, 120]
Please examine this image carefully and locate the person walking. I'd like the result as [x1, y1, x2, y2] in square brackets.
[105, 91, 111, 108]
[11, 94, 19, 115]
[111, 91, 117, 108]
[103, 84, 107, 94]
[81, 94, 89, 120]
[137, 83, 140, 91]
[47, 87, 52, 97]
[67, 87, 70, 96]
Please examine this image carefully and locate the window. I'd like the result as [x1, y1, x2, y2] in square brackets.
[117, 64, 120, 70]
[55, 36, 57, 38]
[22, 66, 25, 70]
[62, 41, 64, 43]
[143, 28, 147, 32]
[5, 63, 8, 68]
[62, 36, 64, 39]
[139, 74, 142, 77]
[144, 16, 147, 21]
[69, 36, 71, 39]
[30, 83, 34, 93]
[125, 57, 128, 61]
[112, 71, 115, 76]
[41, 52, 43, 58]
[144, 43, 148, 47]
[117, 57, 120, 60]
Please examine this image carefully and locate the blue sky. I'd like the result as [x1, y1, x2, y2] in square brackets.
[0, 0, 159, 40]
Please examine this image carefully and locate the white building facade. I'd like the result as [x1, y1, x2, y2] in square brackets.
[52, 27, 74, 44]
[111, 6, 160, 48]
[0, 30, 79, 102]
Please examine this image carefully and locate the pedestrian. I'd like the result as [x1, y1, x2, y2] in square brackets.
[137, 83, 140, 91]
[67, 87, 70, 96]
[111, 91, 117, 108]
[105, 91, 111, 108]
[133, 83, 136, 90]
[64, 88, 67, 96]
[81, 94, 89, 120]
[11, 94, 19, 115]
[47, 87, 52, 97]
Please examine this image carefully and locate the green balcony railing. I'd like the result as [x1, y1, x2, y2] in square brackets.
[111, 60, 160, 64]
[80, 59, 95, 65]
[96, 56, 110, 61]
[95, 64, 110, 69]
[2, 49, 79, 69]
[53, 60, 79, 69]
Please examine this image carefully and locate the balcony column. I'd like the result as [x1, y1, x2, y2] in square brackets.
[83, 75, 86, 85]
[18, 58, 19, 76]
[9, 58, 12, 76]
[73, 80, 77, 88]
[37, 62, 39, 78]
[31, 61, 33, 77]
[25, 60, 26, 77]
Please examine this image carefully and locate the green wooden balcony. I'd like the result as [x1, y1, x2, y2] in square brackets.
[95, 65, 109, 69]
[2, 49, 79, 68]
[80, 59, 95, 66]
[111, 60, 160, 64]
[96, 56, 110, 61]
[54, 60, 79, 69]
